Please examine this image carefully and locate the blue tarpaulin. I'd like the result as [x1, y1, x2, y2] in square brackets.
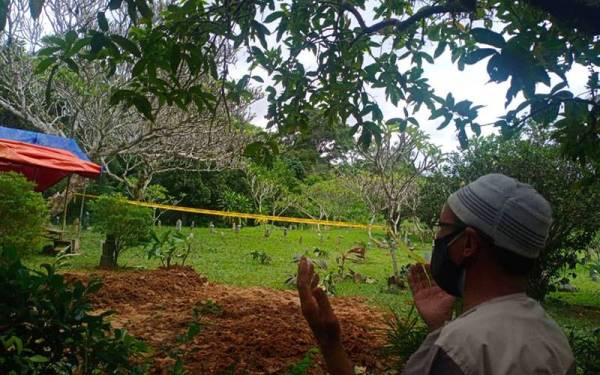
[0, 125, 90, 161]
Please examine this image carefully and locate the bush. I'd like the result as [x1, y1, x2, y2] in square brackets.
[90, 194, 153, 267]
[381, 306, 429, 371]
[0, 247, 148, 374]
[0, 172, 48, 253]
[566, 327, 600, 375]
[146, 229, 194, 268]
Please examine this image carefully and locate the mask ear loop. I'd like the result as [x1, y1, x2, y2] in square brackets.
[422, 228, 465, 287]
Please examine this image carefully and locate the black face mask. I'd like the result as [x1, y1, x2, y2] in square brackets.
[431, 229, 466, 297]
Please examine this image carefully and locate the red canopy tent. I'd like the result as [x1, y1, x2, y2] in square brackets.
[0, 138, 101, 191]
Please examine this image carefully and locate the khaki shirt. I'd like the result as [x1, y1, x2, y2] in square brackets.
[403, 293, 575, 375]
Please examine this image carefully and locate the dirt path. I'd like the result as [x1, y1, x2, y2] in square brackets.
[67, 267, 390, 374]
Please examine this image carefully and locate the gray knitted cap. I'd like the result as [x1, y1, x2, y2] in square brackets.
[446, 173, 553, 258]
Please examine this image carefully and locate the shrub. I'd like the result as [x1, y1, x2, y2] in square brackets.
[566, 327, 600, 375]
[146, 229, 194, 268]
[90, 194, 153, 267]
[381, 306, 429, 372]
[249, 250, 272, 265]
[417, 128, 600, 300]
[0, 172, 48, 253]
[0, 247, 148, 374]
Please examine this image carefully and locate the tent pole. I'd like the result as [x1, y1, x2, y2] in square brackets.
[61, 175, 72, 238]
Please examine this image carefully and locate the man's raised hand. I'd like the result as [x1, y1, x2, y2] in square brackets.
[297, 257, 356, 375]
[408, 264, 455, 330]
[297, 256, 341, 348]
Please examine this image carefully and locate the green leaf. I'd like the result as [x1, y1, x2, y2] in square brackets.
[276, 17, 288, 42]
[386, 117, 407, 131]
[433, 41, 446, 58]
[550, 82, 568, 95]
[70, 37, 91, 56]
[28, 355, 48, 363]
[134, 0, 153, 19]
[90, 32, 106, 55]
[454, 100, 472, 116]
[97, 11, 109, 31]
[252, 20, 270, 49]
[445, 92, 454, 108]
[464, 48, 496, 65]
[133, 95, 153, 120]
[471, 27, 505, 48]
[63, 58, 79, 74]
[170, 44, 181, 72]
[110, 35, 141, 56]
[470, 123, 481, 136]
[109, 89, 135, 105]
[437, 114, 452, 130]
[264, 11, 283, 23]
[37, 46, 61, 57]
[0, 0, 9, 32]
[251, 75, 264, 83]
[29, 0, 44, 19]
[34, 57, 57, 74]
[458, 127, 469, 148]
[109, 0, 123, 10]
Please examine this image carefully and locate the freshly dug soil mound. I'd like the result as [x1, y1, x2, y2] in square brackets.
[67, 267, 389, 374]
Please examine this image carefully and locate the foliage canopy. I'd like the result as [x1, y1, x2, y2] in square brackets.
[418, 127, 600, 299]
[4, 0, 599, 164]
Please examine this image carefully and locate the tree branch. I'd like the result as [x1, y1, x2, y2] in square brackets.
[346, 1, 471, 38]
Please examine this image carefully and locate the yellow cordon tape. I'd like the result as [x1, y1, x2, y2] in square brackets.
[74, 193, 429, 263]
[74, 193, 386, 230]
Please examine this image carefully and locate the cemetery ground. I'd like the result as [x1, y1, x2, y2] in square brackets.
[24, 225, 600, 373]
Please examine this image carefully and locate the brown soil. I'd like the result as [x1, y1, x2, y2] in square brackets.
[66, 267, 390, 374]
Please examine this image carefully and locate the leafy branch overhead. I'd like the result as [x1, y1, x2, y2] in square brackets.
[4, 0, 600, 163]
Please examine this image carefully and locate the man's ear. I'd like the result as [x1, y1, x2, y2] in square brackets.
[462, 227, 481, 258]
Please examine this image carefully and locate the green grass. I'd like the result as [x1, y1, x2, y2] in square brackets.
[24, 225, 600, 330]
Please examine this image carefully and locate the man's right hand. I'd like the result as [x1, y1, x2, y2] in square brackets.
[297, 257, 355, 375]
[297, 256, 341, 348]
[408, 264, 455, 330]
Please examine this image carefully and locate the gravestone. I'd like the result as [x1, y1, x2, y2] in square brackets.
[99, 234, 117, 269]
[176, 219, 183, 231]
[209, 222, 215, 233]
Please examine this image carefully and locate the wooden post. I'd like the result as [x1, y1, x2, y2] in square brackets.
[78, 181, 87, 237]
[61, 175, 72, 239]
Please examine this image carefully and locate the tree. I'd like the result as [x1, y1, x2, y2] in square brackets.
[280, 109, 354, 174]
[421, 126, 600, 300]
[11, 0, 600, 164]
[358, 124, 440, 237]
[347, 124, 440, 281]
[0, 0, 254, 200]
[0, 172, 48, 254]
[89, 194, 153, 267]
